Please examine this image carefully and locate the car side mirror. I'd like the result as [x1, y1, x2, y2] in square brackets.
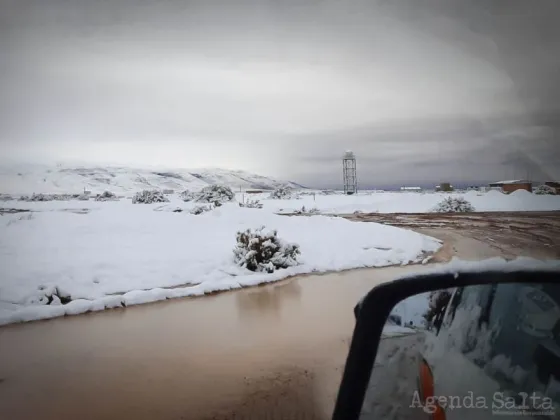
[333, 269, 560, 420]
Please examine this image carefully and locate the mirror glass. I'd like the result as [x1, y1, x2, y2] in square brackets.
[361, 283, 560, 420]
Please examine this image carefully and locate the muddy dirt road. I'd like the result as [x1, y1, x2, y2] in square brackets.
[1, 212, 558, 419]
[346, 211, 560, 261]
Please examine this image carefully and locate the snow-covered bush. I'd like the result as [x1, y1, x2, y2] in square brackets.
[534, 185, 556, 195]
[26, 285, 72, 306]
[190, 205, 213, 215]
[269, 186, 299, 200]
[239, 199, 263, 209]
[78, 194, 91, 201]
[17, 193, 91, 202]
[195, 184, 235, 204]
[432, 197, 475, 213]
[23, 193, 71, 201]
[233, 227, 300, 273]
[132, 190, 169, 204]
[95, 190, 117, 201]
[26, 193, 49, 202]
[0, 193, 13, 201]
[320, 189, 337, 195]
[180, 190, 197, 202]
[294, 205, 320, 215]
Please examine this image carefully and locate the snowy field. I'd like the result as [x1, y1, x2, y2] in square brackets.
[4, 189, 560, 214]
[0, 197, 441, 325]
[257, 189, 560, 213]
[1, 189, 559, 326]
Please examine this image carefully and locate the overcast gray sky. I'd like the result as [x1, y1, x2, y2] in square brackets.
[1, 0, 559, 187]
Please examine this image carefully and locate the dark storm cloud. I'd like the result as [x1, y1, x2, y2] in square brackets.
[0, 0, 559, 186]
[287, 115, 559, 187]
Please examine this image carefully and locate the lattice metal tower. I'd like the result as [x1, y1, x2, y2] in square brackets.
[343, 150, 357, 195]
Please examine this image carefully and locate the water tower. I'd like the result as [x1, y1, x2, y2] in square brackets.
[342, 150, 358, 195]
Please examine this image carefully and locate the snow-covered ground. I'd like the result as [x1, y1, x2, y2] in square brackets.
[2, 186, 559, 326]
[5, 189, 559, 214]
[257, 189, 560, 213]
[0, 197, 441, 325]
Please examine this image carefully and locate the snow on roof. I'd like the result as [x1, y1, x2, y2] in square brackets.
[490, 180, 531, 185]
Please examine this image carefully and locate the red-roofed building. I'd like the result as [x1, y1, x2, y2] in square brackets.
[488, 180, 532, 194]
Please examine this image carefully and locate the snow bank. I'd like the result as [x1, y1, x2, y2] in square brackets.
[0, 201, 441, 325]
[509, 189, 532, 198]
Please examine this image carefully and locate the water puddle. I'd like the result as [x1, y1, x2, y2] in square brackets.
[0, 264, 429, 420]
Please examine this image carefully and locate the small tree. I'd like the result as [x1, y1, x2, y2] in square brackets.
[180, 190, 196, 202]
[433, 196, 475, 213]
[233, 227, 300, 273]
[95, 191, 117, 201]
[195, 185, 235, 204]
[269, 186, 298, 200]
[132, 190, 169, 204]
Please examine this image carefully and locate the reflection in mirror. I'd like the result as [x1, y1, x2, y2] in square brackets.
[361, 283, 560, 420]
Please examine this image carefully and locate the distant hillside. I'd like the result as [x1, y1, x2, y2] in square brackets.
[0, 164, 305, 194]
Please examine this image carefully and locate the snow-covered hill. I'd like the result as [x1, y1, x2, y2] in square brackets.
[0, 164, 305, 195]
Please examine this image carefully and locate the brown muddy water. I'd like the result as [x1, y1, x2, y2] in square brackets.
[0, 264, 429, 420]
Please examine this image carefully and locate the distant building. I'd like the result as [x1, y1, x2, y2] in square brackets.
[400, 186, 422, 192]
[545, 182, 560, 194]
[245, 189, 265, 194]
[488, 180, 532, 194]
[436, 182, 454, 192]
